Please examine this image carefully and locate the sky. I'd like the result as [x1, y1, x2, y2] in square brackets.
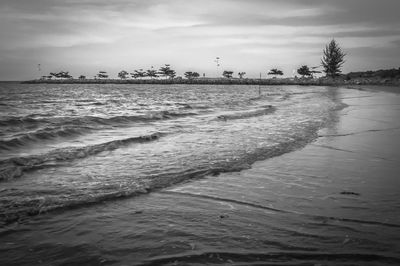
[0, 0, 400, 80]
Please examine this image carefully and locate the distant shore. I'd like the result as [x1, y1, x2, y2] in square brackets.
[22, 77, 400, 86]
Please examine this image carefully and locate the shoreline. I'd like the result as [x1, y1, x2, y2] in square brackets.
[347, 84, 400, 94]
[21, 77, 400, 87]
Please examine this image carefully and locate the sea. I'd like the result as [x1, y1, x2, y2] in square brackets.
[0, 83, 399, 265]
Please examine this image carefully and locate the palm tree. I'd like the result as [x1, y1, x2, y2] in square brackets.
[268, 68, 283, 78]
[238, 72, 246, 79]
[146, 67, 158, 79]
[297, 65, 312, 78]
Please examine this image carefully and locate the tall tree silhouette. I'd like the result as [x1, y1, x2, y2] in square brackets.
[321, 39, 346, 78]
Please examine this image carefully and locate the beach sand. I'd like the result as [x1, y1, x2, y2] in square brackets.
[1, 86, 399, 265]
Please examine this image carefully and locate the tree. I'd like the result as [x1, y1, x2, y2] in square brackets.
[49, 72, 58, 79]
[321, 39, 346, 78]
[50, 71, 72, 79]
[118, 70, 128, 79]
[97, 71, 108, 79]
[297, 65, 312, 78]
[222, 70, 234, 78]
[268, 68, 283, 78]
[78, 75, 86, 80]
[131, 69, 146, 79]
[238, 72, 246, 79]
[146, 67, 158, 79]
[184, 71, 200, 80]
[159, 64, 176, 79]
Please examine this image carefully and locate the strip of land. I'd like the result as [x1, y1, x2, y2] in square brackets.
[22, 77, 400, 86]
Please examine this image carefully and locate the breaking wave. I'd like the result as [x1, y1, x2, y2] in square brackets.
[0, 133, 164, 181]
[0, 111, 197, 150]
[0, 110, 197, 128]
[0, 131, 315, 224]
[216, 105, 276, 120]
[0, 126, 92, 150]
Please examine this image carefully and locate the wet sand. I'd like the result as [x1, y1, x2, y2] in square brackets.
[1, 86, 400, 265]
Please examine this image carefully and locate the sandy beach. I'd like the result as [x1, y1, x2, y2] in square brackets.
[1, 85, 399, 265]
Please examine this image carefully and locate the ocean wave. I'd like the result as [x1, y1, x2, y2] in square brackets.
[0, 115, 45, 127]
[0, 126, 92, 151]
[0, 110, 198, 129]
[216, 105, 276, 120]
[0, 111, 197, 149]
[0, 133, 164, 181]
[0, 133, 315, 224]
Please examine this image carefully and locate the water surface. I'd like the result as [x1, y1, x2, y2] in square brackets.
[1, 83, 399, 265]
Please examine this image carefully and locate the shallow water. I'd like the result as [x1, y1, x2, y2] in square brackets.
[0, 84, 341, 222]
[0, 84, 399, 265]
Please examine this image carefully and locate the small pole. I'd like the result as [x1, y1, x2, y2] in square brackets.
[37, 64, 41, 79]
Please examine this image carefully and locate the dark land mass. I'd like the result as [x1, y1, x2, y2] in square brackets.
[22, 76, 400, 86]
[21, 68, 400, 86]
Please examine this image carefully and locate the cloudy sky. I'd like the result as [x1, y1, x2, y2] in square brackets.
[1, 0, 399, 80]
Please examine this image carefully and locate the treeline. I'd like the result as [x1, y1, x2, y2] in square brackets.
[346, 68, 400, 79]
[24, 77, 334, 85]
[40, 66, 321, 81]
[36, 39, 347, 82]
[31, 40, 399, 85]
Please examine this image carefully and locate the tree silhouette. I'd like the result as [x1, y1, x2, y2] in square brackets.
[97, 71, 108, 79]
[297, 65, 312, 78]
[78, 75, 86, 80]
[222, 70, 234, 78]
[131, 69, 146, 79]
[238, 72, 246, 79]
[159, 64, 176, 79]
[268, 68, 283, 78]
[321, 39, 346, 78]
[118, 70, 128, 79]
[50, 71, 72, 79]
[146, 67, 158, 79]
[130, 72, 138, 79]
[184, 71, 200, 80]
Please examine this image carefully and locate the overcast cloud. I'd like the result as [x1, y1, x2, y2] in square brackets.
[0, 0, 399, 80]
